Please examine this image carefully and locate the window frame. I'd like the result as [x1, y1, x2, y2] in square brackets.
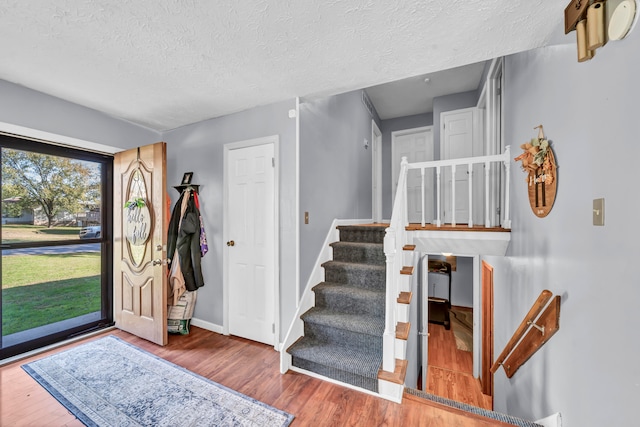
[0, 134, 113, 359]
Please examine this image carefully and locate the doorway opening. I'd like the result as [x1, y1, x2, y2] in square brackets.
[413, 254, 496, 410]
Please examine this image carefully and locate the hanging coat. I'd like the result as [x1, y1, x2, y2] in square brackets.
[167, 190, 205, 295]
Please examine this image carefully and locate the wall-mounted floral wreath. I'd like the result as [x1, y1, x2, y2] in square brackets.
[514, 125, 557, 218]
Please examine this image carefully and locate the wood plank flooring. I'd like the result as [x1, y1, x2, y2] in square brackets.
[0, 326, 510, 426]
[426, 309, 493, 410]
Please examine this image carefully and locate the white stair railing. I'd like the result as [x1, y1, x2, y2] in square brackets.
[382, 157, 408, 372]
[381, 147, 512, 374]
[405, 145, 511, 229]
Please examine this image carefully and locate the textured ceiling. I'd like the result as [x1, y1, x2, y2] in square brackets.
[0, 1, 565, 131]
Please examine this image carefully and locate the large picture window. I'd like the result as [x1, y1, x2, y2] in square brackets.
[0, 135, 113, 359]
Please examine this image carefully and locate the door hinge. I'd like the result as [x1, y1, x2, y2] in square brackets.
[272, 157, 275, 167]
[272, 323, 275, 333]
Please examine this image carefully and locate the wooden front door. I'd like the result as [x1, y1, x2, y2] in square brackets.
[113, 142, 168, 346]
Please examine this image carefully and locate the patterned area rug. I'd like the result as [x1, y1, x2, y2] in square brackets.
[22, 336, 294, 427]
[450, 308, 473, 352]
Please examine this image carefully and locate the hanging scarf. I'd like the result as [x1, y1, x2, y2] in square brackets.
[193, 192, 209, 257]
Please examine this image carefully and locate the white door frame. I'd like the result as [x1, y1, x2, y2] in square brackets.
[477, 57, 504, 227]
[371, 120, 383, 223]
[222, 135, 280, 350]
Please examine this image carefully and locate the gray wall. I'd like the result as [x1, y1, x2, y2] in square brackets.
[432, 90, 478, 159]
[485, 31, 640, 426]
[0, 79, 159, 149]
[299, 90, 377, 293]
[380, 113, 433, 219]
[162, 99, 297, 338]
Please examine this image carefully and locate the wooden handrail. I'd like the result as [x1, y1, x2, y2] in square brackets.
[491, 289, 553, 373]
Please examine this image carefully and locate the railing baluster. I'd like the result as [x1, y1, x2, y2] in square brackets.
[451, 164, 456, 227]
[436, 166, 441, 227]
[503, 146, 511, 229]
[420, 168, 425, 227]
[485, 161, 491, 227]
[468, 163, 473, 227]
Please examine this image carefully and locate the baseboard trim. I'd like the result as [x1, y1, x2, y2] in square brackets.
[190, 318, 224, 334]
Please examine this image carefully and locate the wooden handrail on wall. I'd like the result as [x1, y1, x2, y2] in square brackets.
[491, 290, 561, 378]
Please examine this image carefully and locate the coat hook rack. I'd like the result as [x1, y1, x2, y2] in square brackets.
[173, 171, 200, 193]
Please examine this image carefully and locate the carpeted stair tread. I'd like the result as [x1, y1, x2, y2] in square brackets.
[322, 261, 386, 290]
[288, 337, 382, 378]
[330, 241, 385, 265]
[312, 282, 384, 316]
[336, 225, 387, 244]
[301, 307, 384, 337]
[322, 260, 385, 271]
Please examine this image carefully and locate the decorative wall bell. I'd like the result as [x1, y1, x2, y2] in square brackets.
[514, 125, 557, 218]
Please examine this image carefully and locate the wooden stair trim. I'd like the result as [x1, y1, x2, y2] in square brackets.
[397, 291, 412, 305]
[377, 358, 408, 384]
[405, 223, 511, 232]
[400, 266, 414, 275]
[403, 244, 416, 251]
[396, 322, 410, 340]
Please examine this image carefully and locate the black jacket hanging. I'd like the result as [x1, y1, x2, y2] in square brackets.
[167, 190, 204, 292]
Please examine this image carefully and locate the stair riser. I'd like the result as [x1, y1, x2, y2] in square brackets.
[324, 265, 385, 290]
[338, 228, 386, 244]
[313, 289, 384, 316]
[303, 323, 382, 354]
[331, 244, 385, 265]
[291, 356, 378, 393]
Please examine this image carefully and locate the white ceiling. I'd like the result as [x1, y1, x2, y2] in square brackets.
[0, 1, 565, 132]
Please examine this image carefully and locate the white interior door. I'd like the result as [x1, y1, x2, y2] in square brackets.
[441, 108, 483, 225]
[226, 140, 276, 346]
[392, 127, 434, 223]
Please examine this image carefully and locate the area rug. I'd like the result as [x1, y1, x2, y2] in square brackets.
[22, 336, 294, 427]
[450, 308, 473, 352]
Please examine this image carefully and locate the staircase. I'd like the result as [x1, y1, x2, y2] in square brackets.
[287, 225, 388, 392]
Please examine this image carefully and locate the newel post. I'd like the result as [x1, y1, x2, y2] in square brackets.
[503, 145, 512, 229]
[382, 227, 397, 372]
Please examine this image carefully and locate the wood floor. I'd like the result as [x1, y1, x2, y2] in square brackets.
[0, 326, 512, 426]
[426, 311, 493, 410]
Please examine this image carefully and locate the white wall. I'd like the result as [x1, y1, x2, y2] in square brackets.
[162, 99, 298, 339]
[485, 27, 640, 426]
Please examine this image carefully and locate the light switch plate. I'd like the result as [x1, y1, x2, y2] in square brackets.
[593, 198, 604, 226]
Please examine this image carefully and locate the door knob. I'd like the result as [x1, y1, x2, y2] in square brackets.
[227, 240, 235, 247]
[153, 259, 167, 266]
